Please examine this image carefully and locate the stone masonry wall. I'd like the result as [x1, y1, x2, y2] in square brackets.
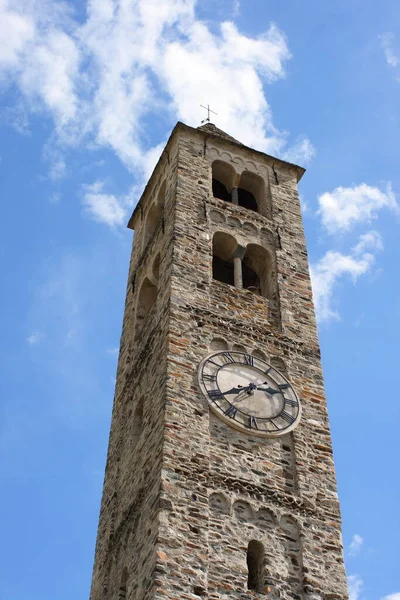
[89, 140, 179, 600]
[89, 123, 349, 600]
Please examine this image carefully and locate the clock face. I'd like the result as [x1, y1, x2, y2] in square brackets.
[198, 351, 301, 437]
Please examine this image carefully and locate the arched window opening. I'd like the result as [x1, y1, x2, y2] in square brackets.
[212, 179, 231, 203]
[242, 244, 273, 299]
[247, 540, 265, 593]
[135, 277, 157, 337]
[242, 260, 261, 294]
[142, 181, 166, 250]
[213, 255, 234, 285]
[237, 188, 258, 212]
[118, 567, 128, 599]
[212, 232, 237, 287]
[238, 171, 267, 215]
[212, 160, 235, 203]
[143, 202, 161, 249]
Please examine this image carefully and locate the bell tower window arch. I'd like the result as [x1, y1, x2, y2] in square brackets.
[211, 160, 235, 204]
[247, 540, 265, 593]
[142, 180, 166, 249]
[238, 171, 267, 215]
[242, 244, 274, 299]
[212, 231, 237, 287]
[212, 159, 272, 217]
[134, 253, 161, 338]
[212, 233, 276, 301]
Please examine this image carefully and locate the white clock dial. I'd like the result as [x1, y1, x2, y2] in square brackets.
[198, 351, 301, 437]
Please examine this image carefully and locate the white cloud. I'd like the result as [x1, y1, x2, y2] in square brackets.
[282, 136, 316, 166]
[379, 32, 399, 68]
[231, 0, 240, 17]
[348, 575, 363, 600]
[0, 1, 34, 69]
[27, 331, 44, 345]
[310, 232, 382, 323]
[160, 21, 290, 154]
[353, 231, 383, 254]
[317, 182, 397, 234]
[19, 29, 80, 127]
[299, 194, 309, 214]
[348, 533, 364, 557]
[0, 0, 313, 206]
[382, 594, 400, 600]
[82, 181, 127, 227]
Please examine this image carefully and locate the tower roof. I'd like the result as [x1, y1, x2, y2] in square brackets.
[197, 122, 241, 144]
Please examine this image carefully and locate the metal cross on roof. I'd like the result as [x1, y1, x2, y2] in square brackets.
[200, 104, 217, 124]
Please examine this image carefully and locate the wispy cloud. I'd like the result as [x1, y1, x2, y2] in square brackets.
[381, 594, 400, 600]
[317, 182, 397, 235]
[106, 347, 119, 356]
[26, 331, 44, 345]
[231, 0, 240, 17]
[282, 135, 316, 166]
[82, 181, 127, 227]
[348, 575, 363, 600]
[379, 32, 399, 69]
[0, 0, 313, 205]
[310, 231, 382, 322]
[348, 533, 364, 557]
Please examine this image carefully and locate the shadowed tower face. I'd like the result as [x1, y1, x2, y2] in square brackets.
[89, 122, 349, 600]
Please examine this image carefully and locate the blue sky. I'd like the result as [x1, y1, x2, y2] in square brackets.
[1, 1, 399, 599]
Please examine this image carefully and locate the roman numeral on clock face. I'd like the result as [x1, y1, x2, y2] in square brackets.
[279, 411, 295, 424]
[224, 405, 237, 419]
[284, 398, 298, 407]
[207, 389, 224, 400]
[220, 352, 235, 364]
[203, 373, 217, 383]
[248, 416, 258, 429]
[244, 354, 254, 366]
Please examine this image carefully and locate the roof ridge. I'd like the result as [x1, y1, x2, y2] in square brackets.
[197, 122, 241, 144]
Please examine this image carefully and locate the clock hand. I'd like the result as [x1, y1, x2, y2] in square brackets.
[222, 385, 251, 395]
[257, 386, 281, 394]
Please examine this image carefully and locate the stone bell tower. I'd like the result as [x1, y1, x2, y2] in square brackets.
[89, 122, 349, 600]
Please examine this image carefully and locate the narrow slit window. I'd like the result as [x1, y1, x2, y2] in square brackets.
[247, 540, 265, 593]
